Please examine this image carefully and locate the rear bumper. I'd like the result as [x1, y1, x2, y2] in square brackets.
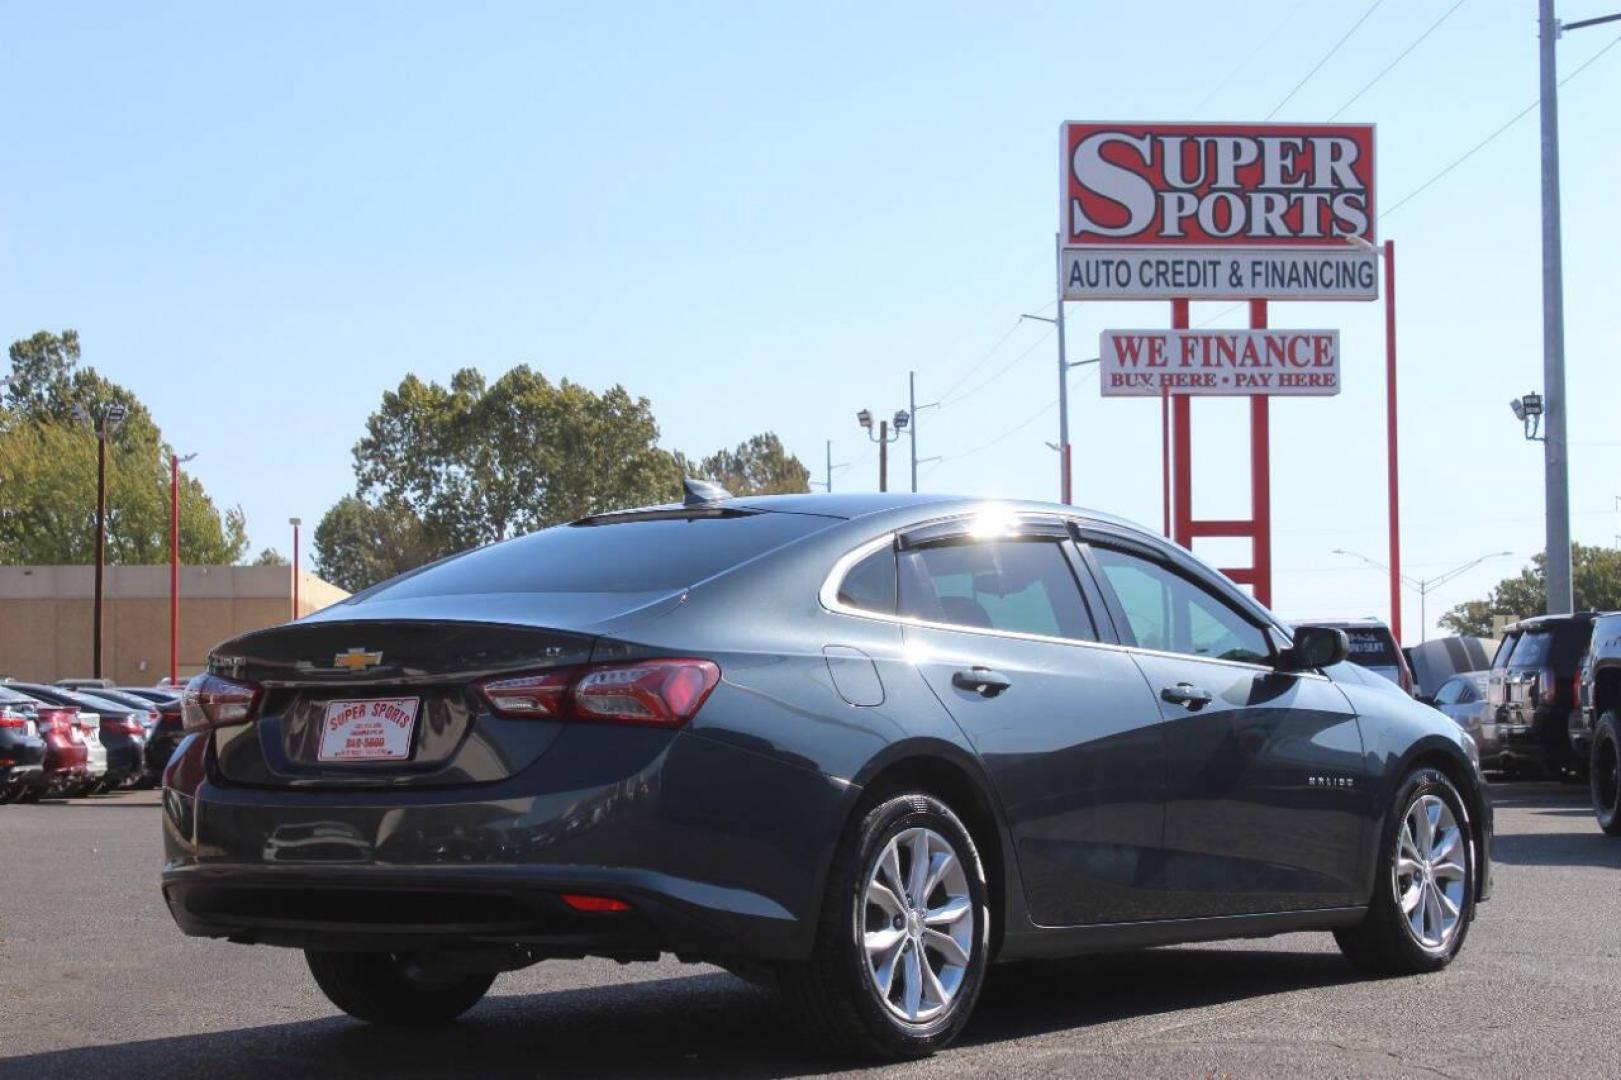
[161, 726, 851, 963]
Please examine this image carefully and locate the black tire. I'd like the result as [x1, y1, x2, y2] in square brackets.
[0, 787, 17, 805]
[1591, 711, 1621, 837]
[16, 787, 42, 804]
[778, 792, 990, 1061]
[1335, 766, 1476, 976]
[305, 951, 495, 1026]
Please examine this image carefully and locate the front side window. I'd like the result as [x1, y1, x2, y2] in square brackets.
[1091, 547, 1271, 665]
[898, 539, 1095, 641]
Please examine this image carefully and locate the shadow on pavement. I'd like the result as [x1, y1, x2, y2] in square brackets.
[0, 947, 1362, 1079]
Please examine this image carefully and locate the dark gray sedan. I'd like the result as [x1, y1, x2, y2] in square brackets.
[161, 489, 1491, 1059]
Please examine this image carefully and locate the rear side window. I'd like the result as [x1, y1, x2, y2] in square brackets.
[1344, 629, 1399, 666]
[899, 539, 1096, 640]
[1491, 633, 1519, 670]
[836, 547, 898, 615]
[1434, 678, 1466, 706]
[356, 512, 835, 600]
[1510, 631, 1552, 668]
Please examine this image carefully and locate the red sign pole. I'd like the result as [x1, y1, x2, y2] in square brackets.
[1170, 300, 1192, 548]
[1384, 240, 1403, 643]
[1249, 300, 1273, 609]
[1160, 385, 1171, 537]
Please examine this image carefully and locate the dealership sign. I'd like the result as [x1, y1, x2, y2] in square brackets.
[1098, 329, 1340, 397]
[1061, 122, 1377, 300]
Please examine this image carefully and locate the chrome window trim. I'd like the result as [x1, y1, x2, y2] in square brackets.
[817, 524, 1328, 681]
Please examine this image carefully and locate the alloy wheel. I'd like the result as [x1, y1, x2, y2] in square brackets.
[861, 826, 973, 1023]
[1393, 793, 1468, 951]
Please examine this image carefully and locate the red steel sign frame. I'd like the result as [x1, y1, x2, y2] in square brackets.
[1059, 121, 1398, 633]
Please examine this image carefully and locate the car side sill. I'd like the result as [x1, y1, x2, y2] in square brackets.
[994, 906, 1367, 963]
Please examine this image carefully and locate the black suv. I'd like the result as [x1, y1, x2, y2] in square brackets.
[1576, 612, 1621, 834]
[1488, 613, 1599, 778]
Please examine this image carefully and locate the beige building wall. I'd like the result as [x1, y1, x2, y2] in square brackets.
[0, 565, 349, 686]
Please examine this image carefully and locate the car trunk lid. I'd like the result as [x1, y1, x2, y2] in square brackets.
[210, 618, 601, 789]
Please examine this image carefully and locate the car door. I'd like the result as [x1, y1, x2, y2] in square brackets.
[1081, 536, 1370, 918]
[894, 517, 1171, 926]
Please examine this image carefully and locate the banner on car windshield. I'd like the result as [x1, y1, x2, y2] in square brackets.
[1061, 122, 1377, 301]
[1098, 329, 1340, 397]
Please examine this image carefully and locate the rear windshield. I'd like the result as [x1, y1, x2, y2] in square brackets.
[1509, 623, 1588, 669]
[356, 512, 836, 600]
[1344, 629, 1398, 666]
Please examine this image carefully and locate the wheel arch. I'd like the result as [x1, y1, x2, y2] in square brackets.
[1404, 738, 1492, 903]
[842, 739, 1021, 960]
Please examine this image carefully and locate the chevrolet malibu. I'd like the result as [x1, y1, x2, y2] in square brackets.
[162, 489, 1491, 1059]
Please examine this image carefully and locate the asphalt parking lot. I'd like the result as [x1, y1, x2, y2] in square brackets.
[1, 781, 1617, 1079]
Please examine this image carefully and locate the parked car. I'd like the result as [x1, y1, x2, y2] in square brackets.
[115, 687, 184, 781]
[0, 686, 88, 801]
[1487, 613, 1598, 779]
[1407, 637, 1497, 703]
[0, 692, 47, 803]
[55, 677, 116, 691]
[1430, 671, 1499, 771]
[1575, 612, 1621, 835]
[162, 491, 1491, 1058]
[9, 683, 137, 792]
[1292, 617, 1413, 694]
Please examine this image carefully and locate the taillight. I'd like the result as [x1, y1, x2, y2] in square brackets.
[0, 709, 26, 730]
[182, 673, 262, 733]
[105, 715, 145, 735]
[478, 659, 720, 728]
[560, 893, 632, 913]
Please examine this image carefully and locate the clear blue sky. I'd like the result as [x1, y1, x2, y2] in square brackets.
[5, 1, 1620, 636]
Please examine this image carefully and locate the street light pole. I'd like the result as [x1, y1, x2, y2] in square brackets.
[1333, 548, 1513, 642]
[856, 409, 904, 494]
[290, 517, 302, 620]
[1539, 0, 1573, 615]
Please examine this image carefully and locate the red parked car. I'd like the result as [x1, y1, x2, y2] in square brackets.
[14, 703, 90, 802]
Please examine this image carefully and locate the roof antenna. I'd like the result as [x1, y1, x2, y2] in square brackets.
[683, 477, 733, 506]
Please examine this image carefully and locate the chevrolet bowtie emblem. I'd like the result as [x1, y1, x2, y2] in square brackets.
[333, 648, 384, 670]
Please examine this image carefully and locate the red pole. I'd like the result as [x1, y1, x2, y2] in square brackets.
[1384, 240, 1403, 643]
[1249, 300, 1273, 609]
[1161, 385, 1171, 537]
[1170, 299, 1192, 548]
[169, 454, 179, 686]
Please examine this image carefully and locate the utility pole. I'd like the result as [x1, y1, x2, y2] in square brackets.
[1539, 0, 1573, 615]
[906, 371, 940, 493]
[169, 451, 196, 686]
[73, 403, 127, 679]
[826, 440, 834, 493]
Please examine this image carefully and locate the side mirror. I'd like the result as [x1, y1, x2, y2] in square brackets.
[1284, 626, 1349, 671]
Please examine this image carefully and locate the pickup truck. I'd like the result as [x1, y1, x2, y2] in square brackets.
[1577, 611, 1621, 835]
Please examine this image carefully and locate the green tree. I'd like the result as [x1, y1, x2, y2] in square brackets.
[252, 547, 289, 566]
[1, 330, 249, 565]
[689, 432, 810, 496]
[312, 494, 438, 594]
[1439, 544, 1621, 636]
[351, 366, 682, 552]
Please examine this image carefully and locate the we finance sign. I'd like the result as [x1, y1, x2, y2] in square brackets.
[1061, 122, 1377, 301]
[1099, 330, 1341, 397]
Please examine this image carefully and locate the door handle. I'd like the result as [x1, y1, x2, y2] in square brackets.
[953, 667, 1012, 698]
[1161, 682, 1213, 709]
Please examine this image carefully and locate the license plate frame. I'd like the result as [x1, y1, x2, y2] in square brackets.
[316, 697, 421, 764]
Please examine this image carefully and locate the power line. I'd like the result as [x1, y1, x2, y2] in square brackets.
[1327, 0, 1468, 120]
[934, 317, 1034, 404]
[932, 401, 1057, 466]
[1266, 0, 1387, 120]
[1196, 0, 1309, 108]
[1381, 28, 1621, 221]
[940, 325, 1055, 407]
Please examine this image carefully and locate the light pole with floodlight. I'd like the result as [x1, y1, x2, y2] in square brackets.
[71, 402, 128, 678]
